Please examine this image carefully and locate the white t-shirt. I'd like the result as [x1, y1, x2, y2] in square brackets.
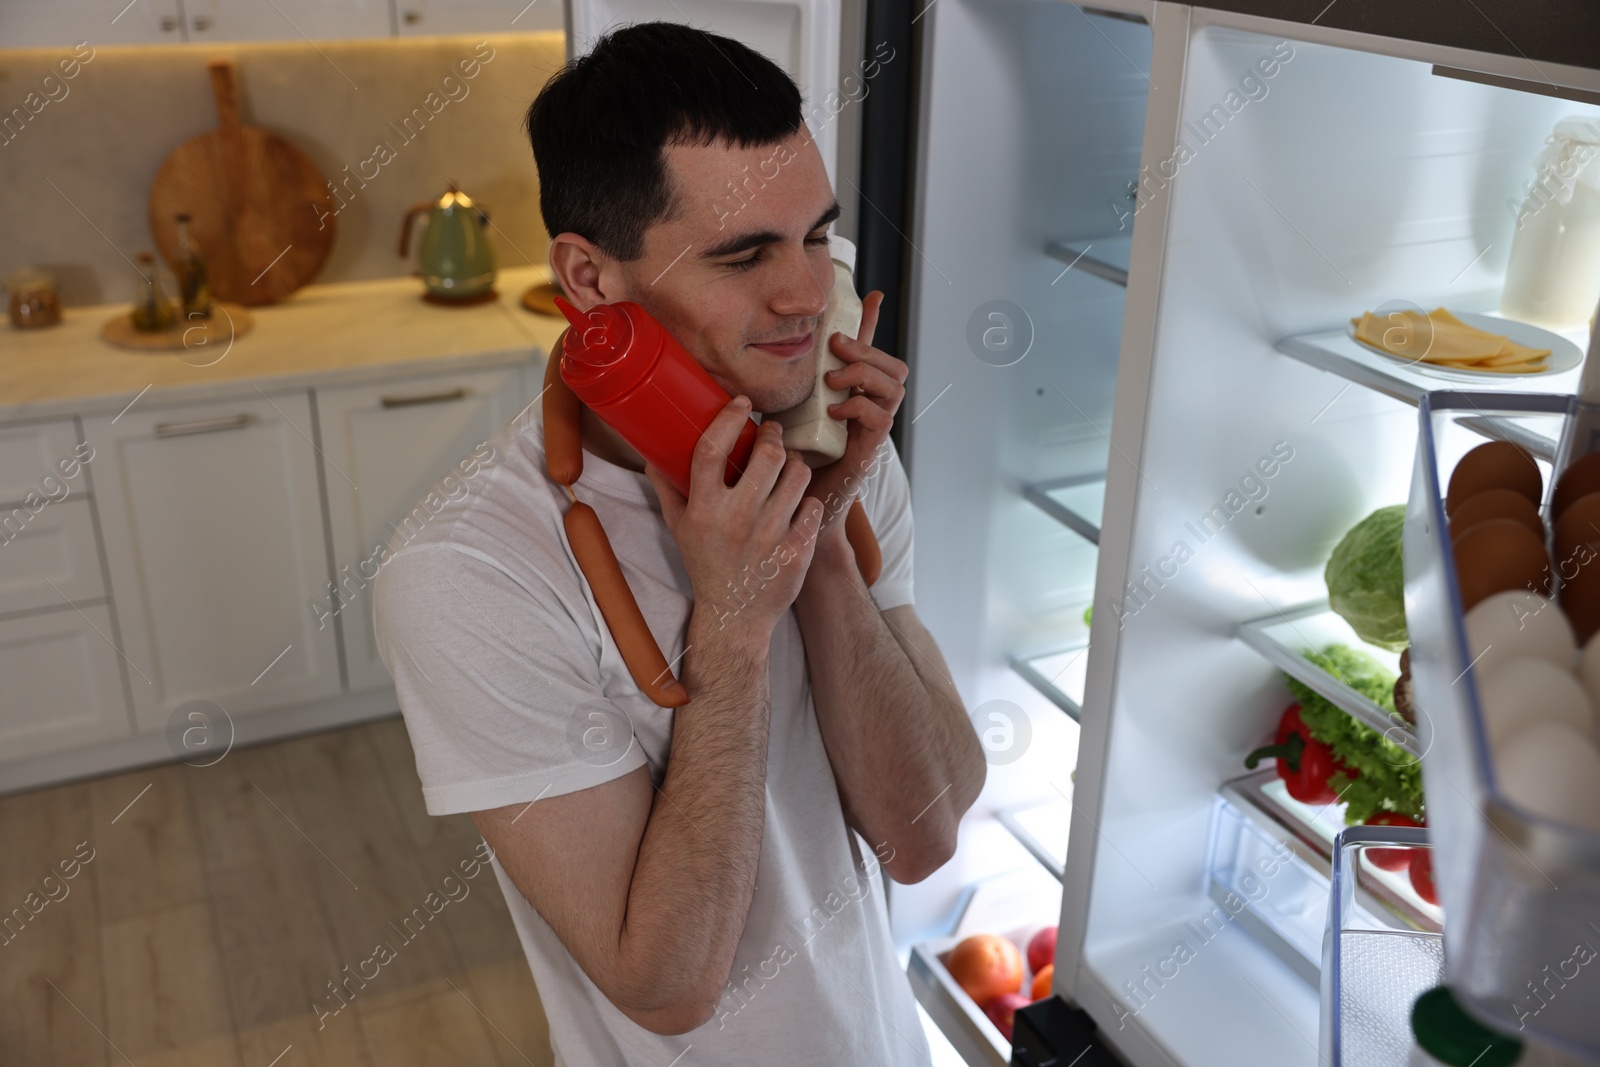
[371, 391, 932, 1067]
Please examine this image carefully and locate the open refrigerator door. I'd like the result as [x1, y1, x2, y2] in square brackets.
[899, 1, 1600, 1064]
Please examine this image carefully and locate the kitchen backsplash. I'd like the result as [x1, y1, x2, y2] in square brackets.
[0, 32, 564, 307]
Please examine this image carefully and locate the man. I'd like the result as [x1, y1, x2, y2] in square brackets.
[372, 22, 985, 1065]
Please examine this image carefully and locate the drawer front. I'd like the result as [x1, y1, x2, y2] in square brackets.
[0, 602, 131, 763]
[0, 419, 88, 507]
[0, 497, 105, 615]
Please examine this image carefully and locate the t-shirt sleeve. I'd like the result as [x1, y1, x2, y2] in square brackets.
[859, 435, 915, 612]
[372, 542, 647, 817]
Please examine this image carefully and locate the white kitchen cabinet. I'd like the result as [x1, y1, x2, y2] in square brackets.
[0, 419, 87, 507]
[83, 390, 341, 731]
[395, 0, 562, 35]
[0, 0, 186, 47]
[0, 499, 105, 617]
[182, 0, 393, 42]
[316, 363, 531, 691]
[0, 603, 131, 763]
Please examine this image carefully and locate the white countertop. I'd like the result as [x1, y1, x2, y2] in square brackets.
[0, 265, 567, 422]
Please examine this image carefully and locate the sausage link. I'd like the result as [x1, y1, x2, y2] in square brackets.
[564, 499, 690, 708]
[845, 500, 882, 587]
[543, 333, 584, 487]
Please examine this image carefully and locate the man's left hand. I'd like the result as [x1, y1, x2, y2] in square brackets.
[801, 290, 904, 542]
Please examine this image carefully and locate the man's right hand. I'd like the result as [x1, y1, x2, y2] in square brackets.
[644, 395, 823, 637]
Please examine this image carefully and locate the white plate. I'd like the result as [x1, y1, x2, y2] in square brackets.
[1346, 310, 1582, 381]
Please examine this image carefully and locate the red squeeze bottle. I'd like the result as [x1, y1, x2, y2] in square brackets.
[554, 296, 758, 498]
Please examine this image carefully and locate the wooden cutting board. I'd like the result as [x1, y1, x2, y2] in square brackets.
[149, 62, 336, 306]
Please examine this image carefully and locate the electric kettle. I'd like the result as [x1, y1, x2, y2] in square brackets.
[398, 181, 497, 303]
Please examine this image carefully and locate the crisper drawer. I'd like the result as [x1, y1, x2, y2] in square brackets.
[0, 497, 105, 615]
[1404, 392, 1600, 1059]
[907, 936, 1010, 1067]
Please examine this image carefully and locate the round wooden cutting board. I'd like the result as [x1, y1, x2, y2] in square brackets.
[101, 303, 255, 358]
[149, 62, 336, 306]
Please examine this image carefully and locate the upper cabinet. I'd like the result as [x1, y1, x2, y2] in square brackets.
[182, 0, 394, 42]
[0, 0, 564, 46]
[396, 0, 562, 36]
[0, 0, 186, 47]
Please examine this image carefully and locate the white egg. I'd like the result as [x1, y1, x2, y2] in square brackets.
[1464, 591, 1577, 679]
[1477, 658, 1595, 750]
[1578, 634, 1600, 724]
[1495, 721, 1600, 834]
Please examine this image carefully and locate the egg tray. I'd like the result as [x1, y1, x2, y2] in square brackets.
[1404, 391, 1600, 1060]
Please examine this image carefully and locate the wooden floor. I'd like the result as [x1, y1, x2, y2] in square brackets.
[0, 716, 554, 1067]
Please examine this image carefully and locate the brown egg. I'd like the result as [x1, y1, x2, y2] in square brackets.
[1452, 517, 1551, 612]
[1448, 488, 1545, 544]
[1560, 539, 1600, 643]
[1553, 492, 1600, 572]
[1447, 442, 1543, 516]
[1553, 452, 1600, 520]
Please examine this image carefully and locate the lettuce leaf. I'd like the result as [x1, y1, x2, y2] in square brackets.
[1284, 644, 1424, 825]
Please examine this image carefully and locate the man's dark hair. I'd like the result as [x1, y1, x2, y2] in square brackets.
[526, 22, 804, 262]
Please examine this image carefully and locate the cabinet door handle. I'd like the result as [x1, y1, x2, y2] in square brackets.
[380, 387, 468, 409]
[154, 413, 253, 438]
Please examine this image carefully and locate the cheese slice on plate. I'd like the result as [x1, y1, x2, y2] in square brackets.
[1350, 307, 1550, 372]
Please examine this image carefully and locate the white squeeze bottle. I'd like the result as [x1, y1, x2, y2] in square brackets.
[771, 236, 862, 467]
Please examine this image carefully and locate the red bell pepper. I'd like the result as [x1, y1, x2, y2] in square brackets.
[1244, 704, 1353, 805]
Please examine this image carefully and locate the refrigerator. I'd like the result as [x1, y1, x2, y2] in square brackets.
[564, 0, 1600, 1062]
[892, 2, 1600, 1067]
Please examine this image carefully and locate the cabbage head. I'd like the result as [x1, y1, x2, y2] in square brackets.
[1325, 504, 1408, 652]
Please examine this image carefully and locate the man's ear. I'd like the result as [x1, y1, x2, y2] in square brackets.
[549, 233, 617, 307]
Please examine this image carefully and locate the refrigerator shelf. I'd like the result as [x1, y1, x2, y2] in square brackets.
[1021, 473, 1105, 546]
[1009, 642, 1089, 721]
[1044, 237, 1131, 288]
[1234, 602, 1420, 758]
[998, 795, 1073, 881]
[1275, 319, 1584, 411]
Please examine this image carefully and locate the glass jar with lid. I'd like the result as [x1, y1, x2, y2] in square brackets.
[6, 268, 63, 329]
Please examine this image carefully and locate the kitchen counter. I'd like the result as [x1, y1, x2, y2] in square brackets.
[0, 265, 567, 421]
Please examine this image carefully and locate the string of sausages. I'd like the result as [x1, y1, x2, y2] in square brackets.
[541, 346, 882, 708]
